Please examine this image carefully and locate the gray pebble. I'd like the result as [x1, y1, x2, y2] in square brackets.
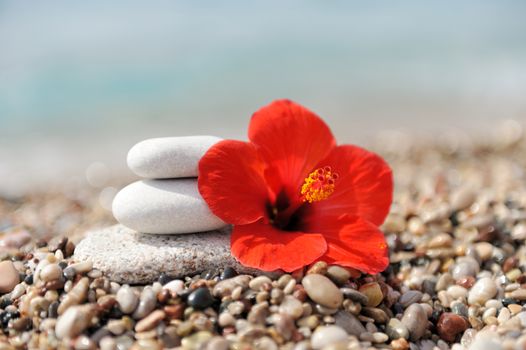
[451, 257, 479, 280]
[326, 266, 352, 285]
[340, 288, 369, 305]
[451, 302, 469, 317]
[133, 287, 157, 319]
[333, 310, 366, 336]
[399, 290, 423, 308]
[401, 303, 428, 341]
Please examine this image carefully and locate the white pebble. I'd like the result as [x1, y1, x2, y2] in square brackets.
[311, 325, 348, 349]
[468, 278, 497, 305]
[112, 179, 226, 234]
[127, 136, 222, 178]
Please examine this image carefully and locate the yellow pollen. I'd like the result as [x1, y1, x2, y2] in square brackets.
[301, 166, 339, 203]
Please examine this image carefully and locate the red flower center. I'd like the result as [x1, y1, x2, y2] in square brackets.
[301, 166, 339, 203]
[267, 166, 338, 231]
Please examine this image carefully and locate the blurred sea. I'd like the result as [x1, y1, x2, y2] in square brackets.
[1, 0, 526, 196]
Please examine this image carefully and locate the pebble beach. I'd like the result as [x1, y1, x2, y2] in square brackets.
[1, 127, 526, 350]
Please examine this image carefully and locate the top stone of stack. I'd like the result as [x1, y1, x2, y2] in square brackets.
[127, 136, 222, 179]
[112, 135, 227, 234]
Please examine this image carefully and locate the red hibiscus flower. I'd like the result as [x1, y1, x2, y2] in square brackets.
[198, 100, 393, 274]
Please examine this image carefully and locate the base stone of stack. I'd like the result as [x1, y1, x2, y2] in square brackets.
[74, 224, 274, 284]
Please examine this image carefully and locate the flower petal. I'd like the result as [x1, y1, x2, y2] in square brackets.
[231, 220, 327, 272]
[301, 214, 388, 274]
[198, 140, 269, 225]
[306, 144, 393, 226]
[248, 99, 336, 203]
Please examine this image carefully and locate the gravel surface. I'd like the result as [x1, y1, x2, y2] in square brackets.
[1, 129, 526, 349]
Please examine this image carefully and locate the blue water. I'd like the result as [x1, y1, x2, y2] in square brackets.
[1, 0, 526, 139]
[0, 0, 526, 194]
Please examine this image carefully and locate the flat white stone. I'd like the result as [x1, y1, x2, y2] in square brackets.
[74, 225, 274, 284]
[112, 179, 226, 234]
[127, 136, 222, 179]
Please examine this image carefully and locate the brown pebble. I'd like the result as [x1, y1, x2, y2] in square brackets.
[306, 261, 328, 275]
[164, 304, 184, 320]
[502, 257, 518, 273]
[391, 338, 409, 350]
[292, 285, 307, 302]
[135, 310, 166, 332]
[11, 317, 31, 331]
[456, 276, 475, 289]
[0, 260, 20, 294]
[47, 236, 67, 253]
[64, 241, 76, 257]
[157, 289, 171, 304]
[508, 304, 522, 314]
[359, 282, 384, 307]
[437, 312, 469, 342]
[98, 295, 117, 311]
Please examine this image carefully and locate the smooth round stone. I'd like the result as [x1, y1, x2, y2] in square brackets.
[451, 257, 480, 280]
[135, 310, 166, 332]
[362, 307, 388, 323]
[468, 277, 497, 305]
[206, 337, 229, 350]
[399, 290, 423, 308]
[133, 287, 157, 319]
[0, 260, 20, 293]
[55, 305, 95, 339]
[474, 242, 494, 261]
[279, 295, 303, 319]
[468, 332, 504, 350]
[401, 303, 428, 341]
[187, 287, 215, 309]
[447, 285, 468, 299]
[163, 280, 184, 294]
[326, 266, 352, 285]
[75, 225, 264, 284]
[302, 274, 343, 308]
[450, 187, 476, 211]
[311, 325, 348, 349]
[437, 312, 469, 342]
[386, 318, 409, 340]
[359, 282, 384, 307]
[341, 288, 369, 305]
[372, 332, 389, 343]
[181, 331, 213, 349]
[116, 285, 139, 314]
[451, 302, 468, 317]
[40, 264, 62, 282]
[127, 136, 222, 179]
[112, 179, 226, 234]
[333, 310, 366, 336]
[249, 276, 272, 291]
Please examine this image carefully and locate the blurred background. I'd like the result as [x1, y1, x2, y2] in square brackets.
[1, 0, 526, 199]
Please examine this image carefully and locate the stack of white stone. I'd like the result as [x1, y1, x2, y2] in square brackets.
[112, 136, 227, 234]
[74, 136, 273, 283]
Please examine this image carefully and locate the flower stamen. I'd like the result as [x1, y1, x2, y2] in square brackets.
[301, 166, 339, 203]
